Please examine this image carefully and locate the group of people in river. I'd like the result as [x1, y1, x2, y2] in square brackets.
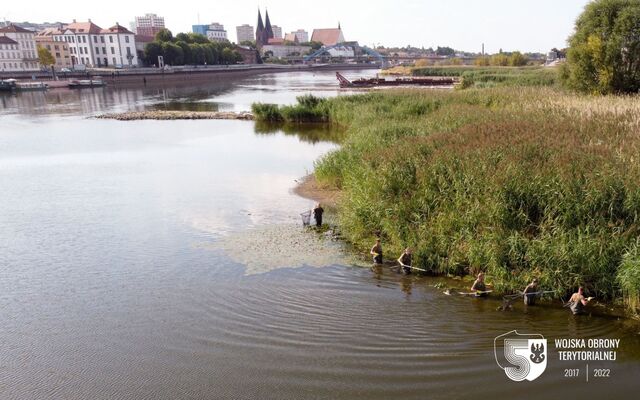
[368, 238, 593, 315]
[308, 206, 592, 315]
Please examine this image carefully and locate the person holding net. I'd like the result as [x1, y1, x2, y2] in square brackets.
[313, 203, 324, 227]
[370, 238, 383, 264]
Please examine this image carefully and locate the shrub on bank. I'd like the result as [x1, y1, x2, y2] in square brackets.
[252, 95, 330, 123]
[251, 103, 283, 122]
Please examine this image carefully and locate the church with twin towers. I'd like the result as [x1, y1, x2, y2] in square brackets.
[255, 9, 274, 49]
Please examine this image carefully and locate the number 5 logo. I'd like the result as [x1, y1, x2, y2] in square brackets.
[494, 330, 548, 382]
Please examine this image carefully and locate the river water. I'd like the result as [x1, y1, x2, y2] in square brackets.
[1, 70, 638, 399]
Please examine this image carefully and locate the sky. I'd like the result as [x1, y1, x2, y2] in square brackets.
[5, 0, 591, 53]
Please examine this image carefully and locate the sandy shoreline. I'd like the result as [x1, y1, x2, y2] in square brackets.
[293, 174, 341, 209]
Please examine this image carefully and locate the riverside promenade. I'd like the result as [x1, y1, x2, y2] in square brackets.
[0, 63, 379, 88]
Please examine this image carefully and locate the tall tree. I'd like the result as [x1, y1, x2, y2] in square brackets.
[155, 28, 174, 43]
[436, 46, 455, 56]
[37, 45, 55, 67]
[176, 41, 193, 64]
[561, 0, 640, 94]
[161, 42, 184, 65]
[143, 42, 163, 66]
[509, 51, 528, 66]
[188, 33, 209, 44]
[191, 44, 206, 64]
[175, 33, 191, 43]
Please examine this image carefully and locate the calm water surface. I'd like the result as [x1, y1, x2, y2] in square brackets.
[1, 70, 639, 399]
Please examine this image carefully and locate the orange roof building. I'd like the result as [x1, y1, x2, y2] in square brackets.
[0, 24, 33, 33]
[310, 26, 344, 46]
[64, 20, 103, 34]
[102, 23, 134, 35]
[267, 37, 284, 45]
[284, 33, 299, 43]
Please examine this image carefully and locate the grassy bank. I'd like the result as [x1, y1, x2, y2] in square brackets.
[253, 87, 640, 313]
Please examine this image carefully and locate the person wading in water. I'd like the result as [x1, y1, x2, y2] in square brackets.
[523, 278, 539, 306]
[568, 286, 592, 315]
[397, 248, 413, 274]
[313, 203, 324, 227]
[470, 272, 489, 297]
[370, 239, 383, 264]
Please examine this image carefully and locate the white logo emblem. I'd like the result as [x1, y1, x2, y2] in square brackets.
[494, 330, 547, 381]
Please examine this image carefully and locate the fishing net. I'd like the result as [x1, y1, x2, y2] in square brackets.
[300, 210, 312, 226]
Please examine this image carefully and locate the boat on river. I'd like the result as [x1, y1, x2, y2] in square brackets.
[68, 78, 107, 89]
[0, 79, 49, 92]
[336, 72, 457, 88]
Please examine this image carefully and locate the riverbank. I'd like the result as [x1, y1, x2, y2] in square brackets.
[293, 174, 341, 209]
[1, 63, 379, 89]
[254, 84, 640, 314]
[95, 110, 253, 121]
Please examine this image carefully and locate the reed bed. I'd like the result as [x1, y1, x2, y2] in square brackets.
[410, 66, 559, 89]
[253, 85, 640, 312]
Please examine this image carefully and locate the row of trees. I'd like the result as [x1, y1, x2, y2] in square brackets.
[143, 29, 243, 66]
[474, 51, 528, 67]
[410, 51, 528, 68]
[239, 40, 324, 50]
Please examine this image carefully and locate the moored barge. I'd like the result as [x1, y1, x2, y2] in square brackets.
[336, 72, 457, 88]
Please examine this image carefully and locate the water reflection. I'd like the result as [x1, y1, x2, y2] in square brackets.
[147, 100, 221, 112]
[254, 121, 346, 144]
[0, 69, 374, 117]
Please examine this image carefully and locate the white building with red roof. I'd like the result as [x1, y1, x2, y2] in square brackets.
[0, 24, 40, 71]
[51, 19, 138, 68]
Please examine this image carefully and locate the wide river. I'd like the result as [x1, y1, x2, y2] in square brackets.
[1, 70, 638, 399]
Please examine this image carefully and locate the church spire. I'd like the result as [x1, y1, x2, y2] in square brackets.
[256, 9, 265, 47]
[256, 9, 264, 32]
[264, 9, 274, 39]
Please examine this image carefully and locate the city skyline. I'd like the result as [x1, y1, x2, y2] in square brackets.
[4, 0, 591, 52]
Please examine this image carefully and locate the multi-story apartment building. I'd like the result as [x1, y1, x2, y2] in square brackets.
[291, 29, 309, 43]
[51, 20, 138, 68]
[133, 13, 165, 37]
[0, 36, 25, 72]
[0, 24, 40, 71]
[192, 25, 208, 36]
[236, 24, 254, 43]
[35, 28, 72, 69]
[205, 23, 228, 42]
[271, 25, 282, 39]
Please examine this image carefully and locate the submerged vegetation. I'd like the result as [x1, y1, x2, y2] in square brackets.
[254, 84, 640, 313]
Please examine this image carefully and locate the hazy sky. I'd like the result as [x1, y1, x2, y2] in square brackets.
[6, 0, 591, 52]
